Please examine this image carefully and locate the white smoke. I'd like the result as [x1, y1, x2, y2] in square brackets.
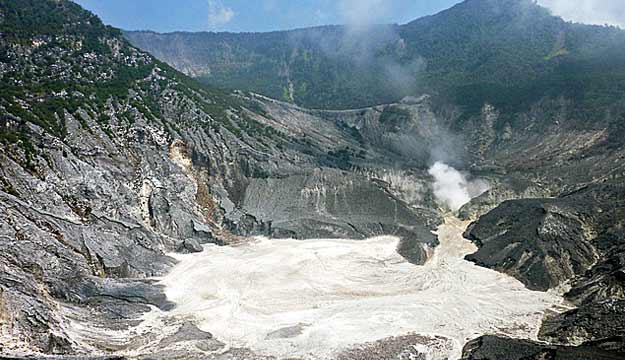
[207, 0, 235, 30]
[538, 0, 625, 28]
[428, 162, 490, 212]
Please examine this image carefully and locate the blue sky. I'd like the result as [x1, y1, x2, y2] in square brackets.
[73, 0, 463, 33]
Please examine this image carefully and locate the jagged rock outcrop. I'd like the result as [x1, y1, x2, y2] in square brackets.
[540, 300, 625, 353]
[458, 175, 554, 221]
[463, 197, 598, 291]
[464, 184, 625, 291]
[462, 184, 625, 354]
[461, 335, 625, 360]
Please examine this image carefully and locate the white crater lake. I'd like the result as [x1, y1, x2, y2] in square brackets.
[157, 218, 564, 359]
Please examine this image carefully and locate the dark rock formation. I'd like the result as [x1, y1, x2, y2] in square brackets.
[463, 197, 597, 291]
[458, 176, 553, 221]
[540, 300, 625, 353]
[338, 334, 453, 360]
[464, 184, 625, 291]
[463, 184, 625, 351]
[178, 239, 203, 253]
[461, 335, 625, 360]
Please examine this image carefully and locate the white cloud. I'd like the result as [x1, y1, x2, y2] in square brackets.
[207, 0, 235, 30]
[336, 0, 389, 28]
[538, 0, 625, 28]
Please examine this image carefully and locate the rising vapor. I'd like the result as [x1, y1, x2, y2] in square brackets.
[538, 0, 625, 28]
[207, 0, 235, 30]
[428, 162, 490, 212]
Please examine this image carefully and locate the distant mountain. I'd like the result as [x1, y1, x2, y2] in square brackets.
[127, 0, 625, 111]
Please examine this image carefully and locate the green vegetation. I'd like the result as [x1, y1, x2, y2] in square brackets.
[0, 127, 38, 171]
[0, 0, 290, 174]
[127, 0, 625, 119]
[0, 176, 19, 196]
[0, 0, 120, 57]
[379, 106, 412, 127]
[3, 0, 625, 176]
[326, 147, 355, 170]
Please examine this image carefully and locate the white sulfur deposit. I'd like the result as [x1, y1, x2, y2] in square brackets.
[158, 218, 563, 359]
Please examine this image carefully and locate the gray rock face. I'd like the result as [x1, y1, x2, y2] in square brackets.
[0, 357, 125, 360]
[154, 322, 222, 352]
[0, 189, 175, 352]
[540, 300, 625, 353]
[338, 334, 454, 360]
[178, 239, 203, 253]
[238, 168, 440, 264]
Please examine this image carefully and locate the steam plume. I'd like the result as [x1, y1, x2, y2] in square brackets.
[428, 162, 489, 212]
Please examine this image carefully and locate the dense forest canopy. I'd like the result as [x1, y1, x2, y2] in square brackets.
[126, 0, 625, 112]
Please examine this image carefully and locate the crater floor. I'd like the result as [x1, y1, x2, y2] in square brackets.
[151, 218, 564, 359]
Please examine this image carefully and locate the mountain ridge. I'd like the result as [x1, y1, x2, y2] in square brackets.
[126, 0, 625, 110]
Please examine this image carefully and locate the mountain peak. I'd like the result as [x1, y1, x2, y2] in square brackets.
[407, 0, 554, 28]
[0, 0, 120, 42]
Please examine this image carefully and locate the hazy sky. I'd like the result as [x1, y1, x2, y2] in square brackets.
[537, 0, 625, 28]
[73, 0, 625, 33]
[73, 0, 462, 32]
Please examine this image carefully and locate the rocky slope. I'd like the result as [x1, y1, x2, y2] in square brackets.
[0, 0, 452, 357]
[464, 184, 625, 291]
[460, 184, 625, 358]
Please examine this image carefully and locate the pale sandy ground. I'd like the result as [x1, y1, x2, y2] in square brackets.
[155, 217, 566, 360]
